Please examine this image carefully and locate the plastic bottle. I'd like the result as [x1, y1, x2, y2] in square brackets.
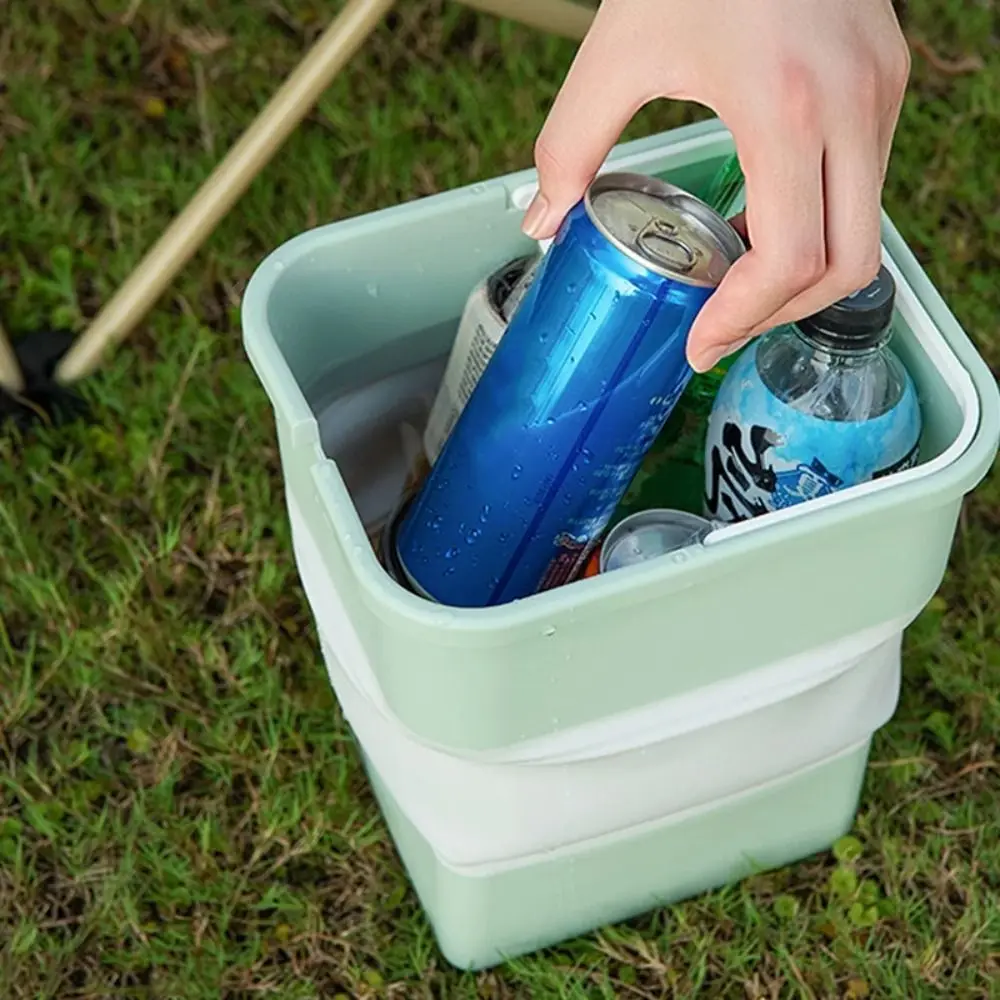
[704, 265, 922, 522]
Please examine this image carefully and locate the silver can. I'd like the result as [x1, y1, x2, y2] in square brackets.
[599, 509, 714, 574]
[422, 254, 539, 464]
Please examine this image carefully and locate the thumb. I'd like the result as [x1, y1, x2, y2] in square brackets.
[523, 9, 649, 240]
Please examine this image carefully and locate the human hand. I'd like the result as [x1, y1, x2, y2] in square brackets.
[522, 0, 910, 372]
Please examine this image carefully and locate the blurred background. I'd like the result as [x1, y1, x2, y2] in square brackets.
[0, 1, 997, 996]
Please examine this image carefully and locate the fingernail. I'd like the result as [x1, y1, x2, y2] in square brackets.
[522, 193, 551, 239]
[688, 345, 725, 374]
[689, 336, 750, 374]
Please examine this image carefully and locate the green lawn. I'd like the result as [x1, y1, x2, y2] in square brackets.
[1, 1, 998, 996]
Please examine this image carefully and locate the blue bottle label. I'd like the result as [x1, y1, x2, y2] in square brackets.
[704, 344, 921, 522]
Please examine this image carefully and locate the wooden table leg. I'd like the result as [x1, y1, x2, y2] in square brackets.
[456, 0, 594, 41]
[55, 0, 396, 385]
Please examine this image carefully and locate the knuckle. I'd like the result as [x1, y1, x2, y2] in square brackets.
[884, 41, 912, 95]
[847, 57, 882, 113]
[533, 136, 564, 176]
[759, 253, 826, 302]
[533, 135, 590, 191]
[784, 248, 828, 291]
[831, 254, 882, 297]
[775, 60, 821, 131]
[862, 38, 911, 109]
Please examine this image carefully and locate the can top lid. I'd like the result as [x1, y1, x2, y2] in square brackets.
[600, 509, 713, 574]
[585, 172, 745, 287]
[795, 265, 896, 350]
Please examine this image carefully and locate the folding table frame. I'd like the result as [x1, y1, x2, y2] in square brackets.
[0, 0, 594, 394]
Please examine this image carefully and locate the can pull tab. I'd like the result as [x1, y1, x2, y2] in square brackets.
[636, 220, 697, 273]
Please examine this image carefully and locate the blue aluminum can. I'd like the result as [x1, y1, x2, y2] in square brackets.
[395, 172, 744, 607]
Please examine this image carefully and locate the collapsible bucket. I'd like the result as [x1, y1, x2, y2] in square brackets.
[242, 118, 999, 969]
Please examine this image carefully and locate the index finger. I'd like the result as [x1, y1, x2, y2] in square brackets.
[524, 5, 652, 239]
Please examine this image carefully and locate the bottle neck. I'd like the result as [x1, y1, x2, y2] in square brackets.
[792, 323, 890, 364]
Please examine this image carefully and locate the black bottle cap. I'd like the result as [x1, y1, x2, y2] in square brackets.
[796, 265, 896, 350]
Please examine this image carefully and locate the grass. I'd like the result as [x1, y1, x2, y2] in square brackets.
[1, 0, 998, 996]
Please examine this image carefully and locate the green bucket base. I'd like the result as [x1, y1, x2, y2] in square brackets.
[365, 740, 871, 970]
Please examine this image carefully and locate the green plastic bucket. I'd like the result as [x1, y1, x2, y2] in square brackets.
[242, 118, 999, 968]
